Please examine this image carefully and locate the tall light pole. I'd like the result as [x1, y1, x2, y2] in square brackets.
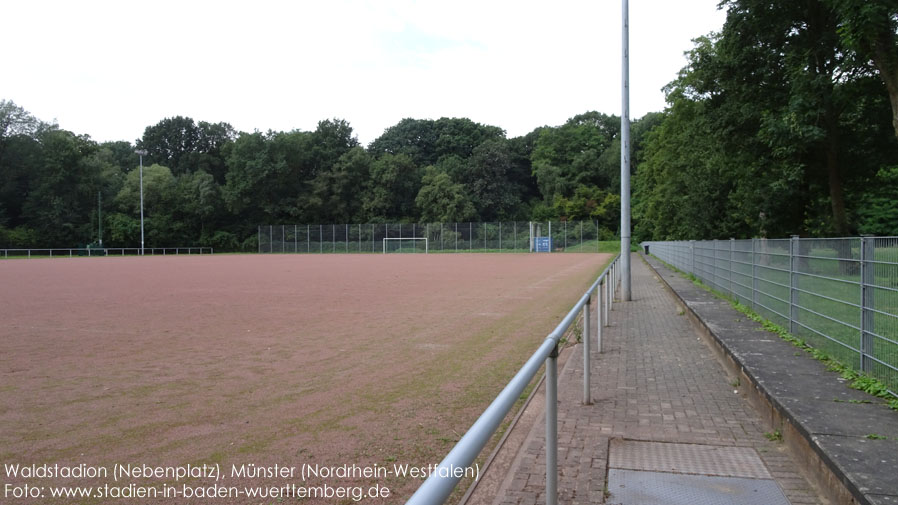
[98, 191, 102, 247]
[135, 149, 147, 256]
[620, 0, 632, 301]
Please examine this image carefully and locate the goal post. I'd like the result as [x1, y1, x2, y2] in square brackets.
[383, 237, 428, 254]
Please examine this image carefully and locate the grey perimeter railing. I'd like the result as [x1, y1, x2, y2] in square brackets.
[405, 254, 622, 505]
[0, 247, 213, 258]
[643, 237, 898, 398]
[258, 221, 609, 253]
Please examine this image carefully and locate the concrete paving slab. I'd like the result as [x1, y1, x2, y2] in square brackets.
[606, 469, 790, 505]
[609, 439, 771, 478]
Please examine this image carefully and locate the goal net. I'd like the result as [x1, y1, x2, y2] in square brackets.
[383, 237, 428, 254]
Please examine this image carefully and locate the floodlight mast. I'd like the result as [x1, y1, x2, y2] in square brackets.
[620, 0, 632, 301]
[135, 149, 148, 256]
[98, 192, 102, 246]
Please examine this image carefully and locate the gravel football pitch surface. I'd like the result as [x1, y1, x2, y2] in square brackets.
[1, 253, 609, 503]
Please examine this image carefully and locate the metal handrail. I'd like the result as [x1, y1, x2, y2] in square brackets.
[1, 247, 213, 258]
[405, 254, 621, 505]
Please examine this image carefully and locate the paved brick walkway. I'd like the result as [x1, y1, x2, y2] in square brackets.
[488, 254, 822, 505]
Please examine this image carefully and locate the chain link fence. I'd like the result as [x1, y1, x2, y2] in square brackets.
[643, 237, 898, 397]
[257, 221, 609, 254]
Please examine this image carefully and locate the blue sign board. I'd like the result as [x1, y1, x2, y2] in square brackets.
[535, 237, 552, 252]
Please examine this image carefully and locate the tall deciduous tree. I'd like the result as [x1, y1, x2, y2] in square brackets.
[0, 100, 47, 231]
[21, 129, 102, 246]
[463, 139, 523, 220]
[531, 111, 619, 199]
[825, 0, 898, 140]
[303, 147, 371, 223]
[368, 117, 504, 167]
[415, 167, 475, 223]
[636, 1, 896, 240]
[362, 154, 421, 221]
[0, 100, 46, 151]
[222, 131, 291, 225]
[137, 116, 235, 178]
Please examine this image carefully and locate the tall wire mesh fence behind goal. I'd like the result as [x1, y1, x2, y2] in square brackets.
[258, 221, 607, 254]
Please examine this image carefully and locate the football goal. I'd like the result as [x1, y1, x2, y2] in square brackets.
[383, 237, 428, 254]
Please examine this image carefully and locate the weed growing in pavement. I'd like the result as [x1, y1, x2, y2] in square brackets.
[833, 398, 873, 404]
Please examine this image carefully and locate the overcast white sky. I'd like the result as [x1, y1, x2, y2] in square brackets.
[3, 0, 726, 145]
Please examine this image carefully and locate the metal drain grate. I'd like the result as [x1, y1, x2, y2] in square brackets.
[609, 439, 772, 479]
[607, 469, 791, 505]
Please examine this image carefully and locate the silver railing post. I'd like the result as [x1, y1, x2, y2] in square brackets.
[583, 296, 592, 405]
[604, 274, 611, 326]
[546, 343, 559, 505]
[610, 261, 616, 310]
[597, 282, 603, 352]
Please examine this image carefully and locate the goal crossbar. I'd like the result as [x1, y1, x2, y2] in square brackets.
[382, 237, 428, 254]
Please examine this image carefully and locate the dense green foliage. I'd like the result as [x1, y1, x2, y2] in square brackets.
[634, 0, 898, 240]
[0, 102, 642, 250]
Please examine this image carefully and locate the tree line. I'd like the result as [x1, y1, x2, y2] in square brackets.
[0, 105, 644, 251]
[634, 0, 898, 240]
[2, 0, 896, 250]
